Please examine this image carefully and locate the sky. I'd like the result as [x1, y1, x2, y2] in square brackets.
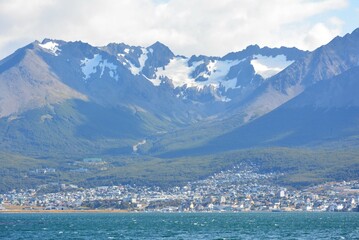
[0, 0, 358, 59]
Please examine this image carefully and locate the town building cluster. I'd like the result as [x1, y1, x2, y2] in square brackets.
[1, 163, 358, 212]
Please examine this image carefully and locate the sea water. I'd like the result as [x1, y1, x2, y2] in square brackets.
[0, 212, 358, 239]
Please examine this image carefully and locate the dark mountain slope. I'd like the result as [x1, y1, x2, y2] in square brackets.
[234, 28, 359, 121]
[158, 66, 359, 157]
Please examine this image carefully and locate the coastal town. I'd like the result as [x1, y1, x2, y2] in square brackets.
[1, 163, 358, 213]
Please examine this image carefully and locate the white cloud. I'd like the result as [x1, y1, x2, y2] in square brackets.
[0, 0, 350, 59]
[304, 17, 344, 49]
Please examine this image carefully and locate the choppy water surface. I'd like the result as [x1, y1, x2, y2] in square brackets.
[0, 212, 358, 239]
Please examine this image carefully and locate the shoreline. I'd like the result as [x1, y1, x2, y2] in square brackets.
[0, 205, 129, 213]
[1, 205, 357, 214]
[0, 209, 130, 213]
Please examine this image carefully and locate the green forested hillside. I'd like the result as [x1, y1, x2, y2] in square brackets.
[1, 147, 358, 192]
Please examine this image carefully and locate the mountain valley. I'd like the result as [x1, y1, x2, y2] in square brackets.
[1, 29, 359, 192]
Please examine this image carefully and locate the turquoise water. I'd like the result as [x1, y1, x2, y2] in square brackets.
[0, 212, 358, 239]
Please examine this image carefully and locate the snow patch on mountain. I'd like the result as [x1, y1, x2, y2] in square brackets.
[251, 54, 294, 79]
[80, 54, 118, 81]
[200, 60, 243, 89]
[133, 139, 147, 153]
[40, 114, 53, 123]
[39, 41, 61, 56]
[154, 57, 199, 87]
[154, 57, 242, 91]
[128, 48, 148, 75]
[116, 53, 128, 66]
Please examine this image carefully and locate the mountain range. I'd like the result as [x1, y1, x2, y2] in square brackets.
[1, 28, 359, 191]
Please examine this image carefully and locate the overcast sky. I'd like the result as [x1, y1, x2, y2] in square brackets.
[0, 0, 358, 59]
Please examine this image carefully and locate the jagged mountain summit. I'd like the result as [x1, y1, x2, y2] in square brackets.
[102, 41, 305, 103]
[0, 36, 307, 156]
